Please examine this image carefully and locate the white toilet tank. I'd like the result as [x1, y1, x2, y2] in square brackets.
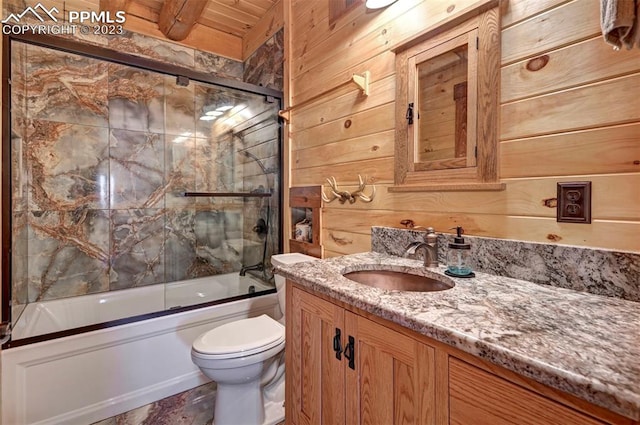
[271, 253, 317, 319]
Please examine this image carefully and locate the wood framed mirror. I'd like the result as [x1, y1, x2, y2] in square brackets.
[391, 1, 505, 192]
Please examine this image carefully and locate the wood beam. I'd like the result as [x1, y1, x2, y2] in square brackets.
[158, 0, 208, 41]
[99, 0, 131, 17]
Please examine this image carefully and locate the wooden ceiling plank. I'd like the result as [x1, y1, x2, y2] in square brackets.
[132, 0, 163, 9]
[99, 0, 131, 16]
[123, 13, 243, 59]
[41, 0, 98, 16]
[158, 0, 209, 41]
[202, 9, 252, 29]
[122, 0, 279, 43]
[197, 16, 246, 37]
[206, 0, 270, 18]
[243, 0, 284, 60]
[203, 2, 264, 27]
[241, 0, 277, 10]
[219, 0, 275, 13]
[181, 22, 243, 60]
[126, 2, 160, 22]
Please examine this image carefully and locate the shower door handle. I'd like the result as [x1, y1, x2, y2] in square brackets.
[333, 328, 342, 360]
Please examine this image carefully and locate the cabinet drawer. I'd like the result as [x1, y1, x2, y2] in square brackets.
[449, 358, 605, 425]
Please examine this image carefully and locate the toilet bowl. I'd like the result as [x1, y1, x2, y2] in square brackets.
[191, 252, 316, 425]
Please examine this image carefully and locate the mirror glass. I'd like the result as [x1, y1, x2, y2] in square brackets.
[416, 44, 468, 163]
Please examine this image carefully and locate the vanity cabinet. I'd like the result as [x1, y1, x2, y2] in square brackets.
[286, 283, 435, 425]
[449, 358, 606, 425]
[286, 282, 635, 425]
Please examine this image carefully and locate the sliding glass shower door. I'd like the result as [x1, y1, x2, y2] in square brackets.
[4, 37, 282, 343]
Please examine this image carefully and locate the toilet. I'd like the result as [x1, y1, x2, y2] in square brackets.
[191, 252, 316, 425]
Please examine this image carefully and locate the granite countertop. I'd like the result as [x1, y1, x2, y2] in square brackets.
[275, 252, 640, 421]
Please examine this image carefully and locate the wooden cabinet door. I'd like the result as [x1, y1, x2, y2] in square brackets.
[287, 286, 346, 425]
[344, 311, 436, 425]
[449, 358, 606, 425]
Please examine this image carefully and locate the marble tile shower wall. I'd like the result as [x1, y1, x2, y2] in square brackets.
[10, 41, 28, 316]
[240, 29, 284, 275]
[371, 226, 640, 302]
[9, 41, 278, 305]
[244, 29, 284, 91]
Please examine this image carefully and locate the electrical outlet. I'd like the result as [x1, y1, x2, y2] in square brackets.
[557, 181, 591, 223]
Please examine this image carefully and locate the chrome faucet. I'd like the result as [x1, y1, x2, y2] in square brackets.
[404, 227, 439, 268]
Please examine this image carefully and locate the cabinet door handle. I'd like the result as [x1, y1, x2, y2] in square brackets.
[343, 336, 355, 370]
[333, 328, 342, 360]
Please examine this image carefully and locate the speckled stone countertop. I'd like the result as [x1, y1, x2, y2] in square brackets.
[275, 252, 640, 421]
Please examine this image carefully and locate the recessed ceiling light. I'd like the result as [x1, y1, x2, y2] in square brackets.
[199, 115, 217, 121]
[216, 105, 233, 111]
[205, 110, 224, 116]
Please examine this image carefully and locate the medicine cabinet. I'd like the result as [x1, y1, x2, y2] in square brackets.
[391, 1, 505, 192]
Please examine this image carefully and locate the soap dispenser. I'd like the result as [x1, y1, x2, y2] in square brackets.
[445, 227, 475, 278]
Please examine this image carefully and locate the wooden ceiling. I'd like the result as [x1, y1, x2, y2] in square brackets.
[98, 0, 282, 60]
[123, 0, 279, 39]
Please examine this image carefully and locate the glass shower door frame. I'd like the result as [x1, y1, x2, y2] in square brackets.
[1, 31, 284, 347]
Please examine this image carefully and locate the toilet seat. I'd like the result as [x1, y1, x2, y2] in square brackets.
[192, 314, 284, 359]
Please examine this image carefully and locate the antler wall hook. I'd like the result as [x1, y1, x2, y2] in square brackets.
[322, 175, 376, 204]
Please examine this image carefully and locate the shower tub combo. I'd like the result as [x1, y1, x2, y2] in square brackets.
[2, 274, 279, 425]
[2, 32, 284, 425]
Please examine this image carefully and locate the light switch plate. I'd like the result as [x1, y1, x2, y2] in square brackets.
[557, 181, 591, 223]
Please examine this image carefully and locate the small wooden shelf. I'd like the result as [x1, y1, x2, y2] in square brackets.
[289, 186, 323, 258]
[289, 239, 322, 257]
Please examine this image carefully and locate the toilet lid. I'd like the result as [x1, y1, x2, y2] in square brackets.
[192, 314, 285, 358]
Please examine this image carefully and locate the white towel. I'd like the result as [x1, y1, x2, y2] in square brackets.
[601, 0, 640, 49]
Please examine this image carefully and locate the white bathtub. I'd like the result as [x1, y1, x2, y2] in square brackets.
[12, 273, 272, 340]
[2, 275, 280, 425]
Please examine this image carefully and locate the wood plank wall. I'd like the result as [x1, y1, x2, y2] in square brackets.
[286, 0, 640, 255]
